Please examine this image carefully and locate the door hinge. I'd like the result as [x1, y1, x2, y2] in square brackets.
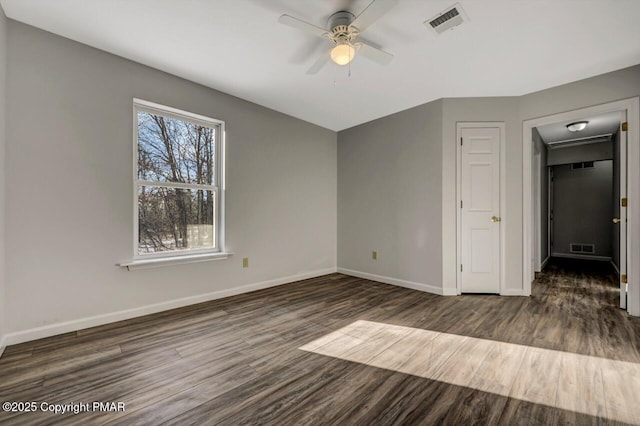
[460, 137, 463, 146]
[622, 122, 628, 132]
[460, 264, 463, 272]
[460, 200, 463, 208]
[621, 274, 628, 284]
[621, 197, 628, 207]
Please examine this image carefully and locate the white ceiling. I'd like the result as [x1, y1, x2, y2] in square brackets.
[537, 111, 623, 144]
[3, 0, 640, 131]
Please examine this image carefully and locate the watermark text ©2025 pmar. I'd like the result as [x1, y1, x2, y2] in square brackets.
[2, 401, 126, 415]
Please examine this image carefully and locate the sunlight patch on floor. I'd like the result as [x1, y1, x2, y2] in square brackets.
[299, 320, 640, 424]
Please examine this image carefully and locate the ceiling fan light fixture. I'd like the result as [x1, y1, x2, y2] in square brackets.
[566, 121, 589, 132]
[330, 43, 355, 65]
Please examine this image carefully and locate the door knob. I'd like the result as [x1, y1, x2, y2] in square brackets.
[491, 216, 501, 223]
[613, 218, 621, 224]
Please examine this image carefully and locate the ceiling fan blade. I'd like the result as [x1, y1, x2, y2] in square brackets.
[306, 51, 331, 74]
[278, 14, 329, 38]
[357, 42, 394, 65]
[350, 0, 397, 32]
[291, 38, 327, 64]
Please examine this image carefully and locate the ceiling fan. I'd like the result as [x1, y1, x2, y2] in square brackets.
[278, 0, 397, 74]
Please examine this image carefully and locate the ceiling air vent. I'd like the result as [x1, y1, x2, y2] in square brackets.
[425, 3, 468, 34]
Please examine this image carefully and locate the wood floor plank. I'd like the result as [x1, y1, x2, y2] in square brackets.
[556, 351, 607, 419]
[0, 345, 122, 389]
[508, 345, 562, 408]
[600, 357, 640, 424]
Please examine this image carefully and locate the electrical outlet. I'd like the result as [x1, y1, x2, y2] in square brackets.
[372, 251, 377, 260]
[242, 257, 249, 268]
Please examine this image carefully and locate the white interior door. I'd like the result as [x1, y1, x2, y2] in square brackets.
[619, 118, 628, 309]
[460, 127, 501, 293]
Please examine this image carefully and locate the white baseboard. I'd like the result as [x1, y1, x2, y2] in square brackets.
[551, 253, 612, 261]
[4, 267, 337, 346]
[501, 288, 528, 296]
[610, 260, 620, 274]
[442, 287, 458, 296]
[337, 268, 446, 296]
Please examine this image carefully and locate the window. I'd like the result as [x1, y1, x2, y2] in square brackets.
[133, 99, 224, 259]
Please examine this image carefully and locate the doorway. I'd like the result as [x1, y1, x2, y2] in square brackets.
[523, 98, 639, 316]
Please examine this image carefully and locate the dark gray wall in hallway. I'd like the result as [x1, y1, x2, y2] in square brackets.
[547, 141, 613, 166]
[552, 161, 613, 258]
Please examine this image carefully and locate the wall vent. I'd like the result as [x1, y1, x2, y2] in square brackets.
[570, 161, 594, 170]
[570, 243, 595, 254]
[425, 3, 467, 34]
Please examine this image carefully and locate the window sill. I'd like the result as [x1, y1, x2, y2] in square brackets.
[120, 252, 232, 270]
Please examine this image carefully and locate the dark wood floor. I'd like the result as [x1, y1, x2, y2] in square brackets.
[1, 258, 639, 425]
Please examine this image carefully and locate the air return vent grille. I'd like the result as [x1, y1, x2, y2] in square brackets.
[570, 243, 595, 254]
[571, 161, 594, 170]
[425, 3, 467, 34]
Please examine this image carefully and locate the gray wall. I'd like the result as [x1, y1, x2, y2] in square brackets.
[552, 161, 613, 257]
[336, 66, 639, 307]
[520, 65, 640, 119]
[547, 141, 613, 166]
[441, 97, 521, 293]
[0, 5, 6, 346]
[613, 131, 621, 269]
[5, 21, 337, 334]
[337, 100, 443, 289]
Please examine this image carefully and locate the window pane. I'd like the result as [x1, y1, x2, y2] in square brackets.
[137, 111, 216, 185]
[138, 186, 215, 254]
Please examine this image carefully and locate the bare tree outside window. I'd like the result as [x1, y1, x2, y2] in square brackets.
[135, 104, 221, 255]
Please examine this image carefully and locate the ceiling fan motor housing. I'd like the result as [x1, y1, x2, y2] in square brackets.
[329, 11, 354, 29]
[328, 11, 359, 44]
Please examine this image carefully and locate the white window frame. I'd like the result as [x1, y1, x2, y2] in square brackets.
[132, 98, 226, 261]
